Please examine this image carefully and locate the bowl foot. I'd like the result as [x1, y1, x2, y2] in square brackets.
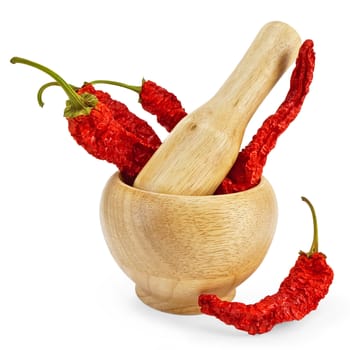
[135, 285, 236, 315]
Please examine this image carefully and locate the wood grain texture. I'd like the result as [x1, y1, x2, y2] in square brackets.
[100, 173, 278, 314]
[134, 21, 301, 195]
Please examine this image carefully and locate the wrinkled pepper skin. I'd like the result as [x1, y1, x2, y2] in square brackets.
[199, 252, 333, 335]
[198, 197, 334, 335]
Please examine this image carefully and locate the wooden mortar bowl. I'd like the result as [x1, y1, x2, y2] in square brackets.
[100, 172, 278, 315]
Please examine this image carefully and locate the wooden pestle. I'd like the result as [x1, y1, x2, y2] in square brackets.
[134, 22, 301, 195]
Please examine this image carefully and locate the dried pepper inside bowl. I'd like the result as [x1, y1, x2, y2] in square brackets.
[216, 39, 315, 194]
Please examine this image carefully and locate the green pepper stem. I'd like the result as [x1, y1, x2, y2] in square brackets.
[37, 82, 60, 107]
[10, 57, 95, 117]
[301, 196, 319, 256]
[89, 79, 142, 94]
[37, 82, 80, 107]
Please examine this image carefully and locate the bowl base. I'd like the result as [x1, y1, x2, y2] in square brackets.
[135, 286, 236, 315]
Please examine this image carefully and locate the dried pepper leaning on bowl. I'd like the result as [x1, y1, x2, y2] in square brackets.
[10, 57, 161, 184]
[198, 196, 334, 335]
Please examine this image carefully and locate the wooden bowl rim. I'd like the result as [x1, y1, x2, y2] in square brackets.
[114, 172, 271, 200]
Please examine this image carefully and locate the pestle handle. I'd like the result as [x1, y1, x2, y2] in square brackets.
[134, 22, 301, 195]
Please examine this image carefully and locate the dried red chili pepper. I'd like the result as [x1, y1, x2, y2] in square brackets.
[10, 57, 161, 184]
[215, 39, 315, 194]
[67, 84, 161, 184]
[88, 79, 187, 132]
[198, 196, 334, 335]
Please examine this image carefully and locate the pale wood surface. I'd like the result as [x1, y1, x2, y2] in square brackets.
[100, 173, 278, 314]
[134, 21, 301, 195]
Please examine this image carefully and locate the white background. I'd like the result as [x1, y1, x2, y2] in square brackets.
[1, 1, 349, 349]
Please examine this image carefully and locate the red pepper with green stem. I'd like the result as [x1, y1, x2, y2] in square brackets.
[198, 196, 334, 335]
[10, 57, 161, 185]
[37, 81, 161, 148]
